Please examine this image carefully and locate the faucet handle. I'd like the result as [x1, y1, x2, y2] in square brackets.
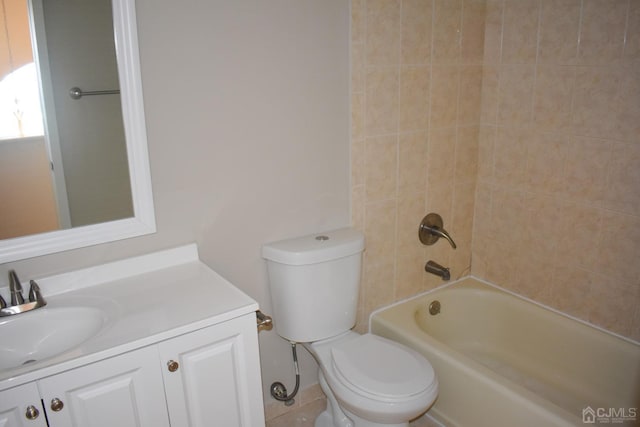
[9, 270, 25, 306]
[28, 280, 46, 307]
[419, 213, 457, 249]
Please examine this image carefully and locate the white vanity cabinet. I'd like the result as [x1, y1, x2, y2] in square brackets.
[1, 313, 265, 427]
[0, 382, 48, 427]
[0, 347, 166, 427]
[0, 246, 266, 427]
[38, 345, 169, 427]
[159, 313, 264, 427]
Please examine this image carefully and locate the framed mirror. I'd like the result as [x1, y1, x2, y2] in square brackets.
[0, 0, 155, 263]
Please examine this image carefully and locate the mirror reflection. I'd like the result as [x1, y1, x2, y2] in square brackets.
[0, 0, 132, 241]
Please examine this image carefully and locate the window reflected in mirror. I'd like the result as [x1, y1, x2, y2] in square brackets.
[0, 63, 44, 139]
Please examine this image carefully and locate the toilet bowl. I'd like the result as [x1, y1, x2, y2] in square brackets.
[262, 228, 439, 427]
[306, 331, 438, 427]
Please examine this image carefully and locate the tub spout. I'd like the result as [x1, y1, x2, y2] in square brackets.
[425, 260, 450, 281]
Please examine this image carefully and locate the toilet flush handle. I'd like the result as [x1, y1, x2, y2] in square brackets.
[256, 310, 273, 332]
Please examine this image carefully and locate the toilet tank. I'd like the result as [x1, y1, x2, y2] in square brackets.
[262, 228, 365, 343]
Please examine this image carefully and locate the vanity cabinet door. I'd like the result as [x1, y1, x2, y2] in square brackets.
[159, 313, 265, 427]
[0, 382, 47, 427]
[37, 346, 170, 427]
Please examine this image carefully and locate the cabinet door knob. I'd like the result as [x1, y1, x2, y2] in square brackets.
[167, 360, 179, 372]
[25, 405, 40, 420]
[50, 398, 64, 412]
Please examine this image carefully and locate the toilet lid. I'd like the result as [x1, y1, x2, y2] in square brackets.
[330, 334, 435, 399]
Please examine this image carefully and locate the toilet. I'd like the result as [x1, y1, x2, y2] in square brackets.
[262, 228, 438, 427]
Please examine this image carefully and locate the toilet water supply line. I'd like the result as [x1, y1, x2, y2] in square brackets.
[270, 342, 300, 406]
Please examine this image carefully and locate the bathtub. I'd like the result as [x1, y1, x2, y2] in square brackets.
[370, 277, 640, 427]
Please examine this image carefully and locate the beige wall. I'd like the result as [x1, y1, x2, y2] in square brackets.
[350, 0, 486, 332]
[2, 0, 350, 406]
[473, 0, 640, 341]
[352, 0, 639, 342]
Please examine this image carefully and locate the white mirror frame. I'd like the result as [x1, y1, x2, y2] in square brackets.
[0, 0, 156, 264]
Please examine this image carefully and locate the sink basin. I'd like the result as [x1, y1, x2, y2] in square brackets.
[0, 307, 105, 371]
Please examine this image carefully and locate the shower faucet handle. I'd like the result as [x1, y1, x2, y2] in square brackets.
[428, 226, 457, 249]
[419, 213, 457, 249]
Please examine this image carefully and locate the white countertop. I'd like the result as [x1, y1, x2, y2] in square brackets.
[0, 244, 259, 391]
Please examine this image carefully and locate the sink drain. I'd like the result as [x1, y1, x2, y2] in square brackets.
[22, 359, 37, 365]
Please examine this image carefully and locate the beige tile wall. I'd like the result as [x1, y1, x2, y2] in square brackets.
[351, 0, 486, 331]
[473, 0, 640, 340]
[352, 0, 640, 341]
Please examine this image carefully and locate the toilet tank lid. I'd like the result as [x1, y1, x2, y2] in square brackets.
[262, 228, 364, 266]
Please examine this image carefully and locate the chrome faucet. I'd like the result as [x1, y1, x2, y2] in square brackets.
[9, 270, 25, 305]
[425, 260, 450, 281]
[28, 280, 44, 303]
[0, 270, 46, 317]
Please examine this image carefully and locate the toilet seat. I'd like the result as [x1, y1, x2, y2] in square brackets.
[330, 334, 435, 401]
[308, 332, 439, 425]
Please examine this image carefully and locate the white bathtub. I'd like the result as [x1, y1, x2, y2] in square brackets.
[370, 277, 640, 427]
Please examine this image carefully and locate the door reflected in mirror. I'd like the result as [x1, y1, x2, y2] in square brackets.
[0, 0, 155, 263]
[0, 0, 133, 241]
